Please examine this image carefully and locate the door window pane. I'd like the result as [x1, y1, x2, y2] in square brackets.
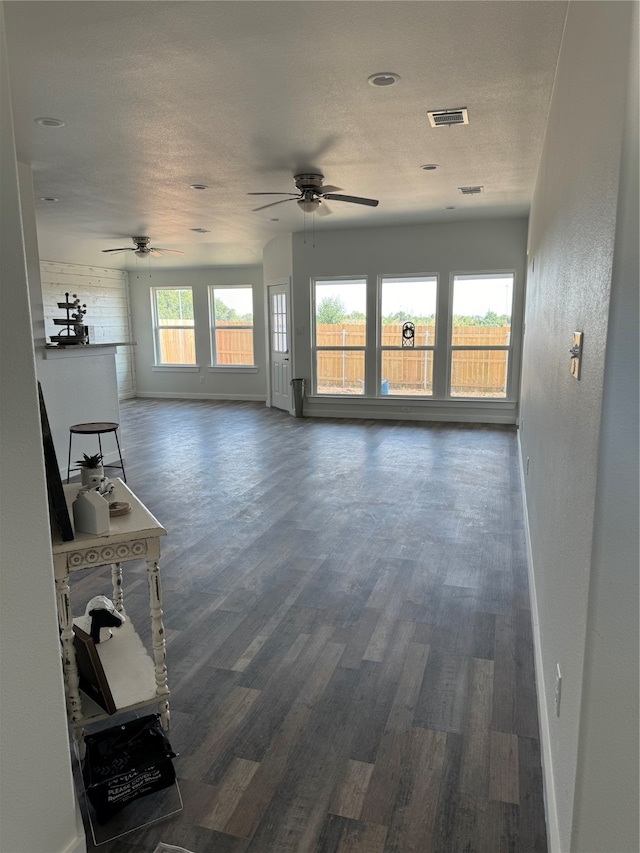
[271, 291, 287, 353]
[450, 350, 509, 398]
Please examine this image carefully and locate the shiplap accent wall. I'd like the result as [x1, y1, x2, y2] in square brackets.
[40, 260, 136, 398]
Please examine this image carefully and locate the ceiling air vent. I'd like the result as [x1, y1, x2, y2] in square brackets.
[458, 185, 484, 195]
[427, 107, 469, 128]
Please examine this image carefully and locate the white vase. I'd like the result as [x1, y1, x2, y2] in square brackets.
[81, 465, 104, 486]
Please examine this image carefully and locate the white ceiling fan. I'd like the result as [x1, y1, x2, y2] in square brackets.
[249, 173, 379, 215]
[102, 236, 185, 258]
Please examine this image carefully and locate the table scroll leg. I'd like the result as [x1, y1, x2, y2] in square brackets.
[146, 558, 170, 730]
[55, 573, 83, 724]
[111, 562, 124, 612]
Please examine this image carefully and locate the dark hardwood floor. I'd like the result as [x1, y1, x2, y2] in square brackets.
[76, 399, 547, 853]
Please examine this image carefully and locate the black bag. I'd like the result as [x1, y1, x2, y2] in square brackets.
[82, 714, 177, 824]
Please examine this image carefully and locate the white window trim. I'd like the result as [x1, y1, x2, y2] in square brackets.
[150, 286, 196, 367]
[446, 270, 517, 401]
[377, 273, 439, 399]
[209, 285, 256, 367]
[311, 276, 368, 396]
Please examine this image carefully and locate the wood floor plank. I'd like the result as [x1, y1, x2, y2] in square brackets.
[414, 649, 471, 733]
[382, 727, 447, 853]
[199, 758, 261, 831]
[182, 685, 261, 782]
[489, 730, 520, 804]
[222, 640, 347, 839]
[337, 820, 388, 853]
[458, 657, 494, 797]
[329, 760, 375, 820]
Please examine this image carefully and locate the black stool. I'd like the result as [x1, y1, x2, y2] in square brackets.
[67, 422, 127, 483]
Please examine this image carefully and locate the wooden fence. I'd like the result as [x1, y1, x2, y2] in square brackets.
[160, 323, 510, 395]
[316, 324, 509, 396]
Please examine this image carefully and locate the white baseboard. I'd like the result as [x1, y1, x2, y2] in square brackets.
[518, 433, 561, 853]
[135, 391, 267, 402]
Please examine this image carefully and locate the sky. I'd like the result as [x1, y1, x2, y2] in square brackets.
[315, 275, 514, 317]
[213, 286, 253, 316]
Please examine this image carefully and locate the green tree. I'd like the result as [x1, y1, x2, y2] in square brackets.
[156, 289, 194, 321]
[317, 296, 347, 324]
[215, 298, 238, 322]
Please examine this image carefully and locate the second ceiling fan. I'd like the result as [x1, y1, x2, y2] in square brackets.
[249, 173, 379, 215]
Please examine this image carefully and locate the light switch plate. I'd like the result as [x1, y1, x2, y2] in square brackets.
[570, 331, 583, 379]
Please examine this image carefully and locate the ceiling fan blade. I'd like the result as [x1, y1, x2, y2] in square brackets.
[323, 194, 379, 207]
[318, 185, 342, 195]
[247, 192, 299, 197]
[152, 248, 185, 255]
[102, 247, 135, 253]
[149, 249, 163, 258]
[252, 198, 298, 212]
[317, 202, 332, 216]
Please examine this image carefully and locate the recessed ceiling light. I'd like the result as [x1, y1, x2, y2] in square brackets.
[445, 206, 456, 210]
[420, 164, 439, 171]
[189, 227, 210, 233]
[34, 117, 65, 127]
[39, 196, 59, 202]
[269, 218, 279, 222]
[189, 184, 208, 190]
[368, 72, 400, 87]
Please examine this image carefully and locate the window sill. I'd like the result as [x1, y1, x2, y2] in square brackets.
[152, 364, 200, 372]
[208, 366, 258, 374]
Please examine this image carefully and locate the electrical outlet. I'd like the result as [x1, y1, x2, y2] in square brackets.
[199, 375, 205, 384]
[401, 407, 409, 413]
[555, 664, 562, 717]
[526, 457, 530, 475]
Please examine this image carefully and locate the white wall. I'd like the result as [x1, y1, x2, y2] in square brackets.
[0, 5, 84, 851]
[571, 4, 639, 850]
[40, 260, 136, 399]
[290, 218, 528, 423]
[519, 2, 637, 850]
[130, 266, 266, 401]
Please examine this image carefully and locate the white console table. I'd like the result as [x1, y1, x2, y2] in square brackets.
[51, 479, 170, 736]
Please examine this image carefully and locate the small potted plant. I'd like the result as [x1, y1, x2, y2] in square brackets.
[76, 452, 104, 486]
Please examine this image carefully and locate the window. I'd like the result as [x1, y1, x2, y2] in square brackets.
[209, 286, 254, 366]
[313, 278, 367, 395]
[151, 287, 195, 365]
[449, 273, 514, 398]
[379, 276, 437, 396]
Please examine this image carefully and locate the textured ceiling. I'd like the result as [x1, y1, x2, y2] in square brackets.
[5, 1, 567, 268]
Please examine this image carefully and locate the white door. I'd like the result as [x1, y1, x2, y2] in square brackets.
[268, 283, 291, 412]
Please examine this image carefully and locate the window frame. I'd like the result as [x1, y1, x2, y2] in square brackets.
[377, 273, 439, 398]
[208, 284, 256, 368]
[150, 286, 196, 367]
[311, 276, 368, 396]
[446, 271, 516, 400]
